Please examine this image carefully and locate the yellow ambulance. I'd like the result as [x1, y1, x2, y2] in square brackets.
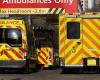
[59, 13, 100, 72]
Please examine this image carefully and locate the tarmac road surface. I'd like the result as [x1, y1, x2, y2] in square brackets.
[0, 68, 100, 80]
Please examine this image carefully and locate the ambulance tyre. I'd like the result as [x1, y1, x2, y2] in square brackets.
[62, 67, 80, 73]
[62, 67, 71, 73]
[36, 64, 44, 72]
[62, 67, 66, 73]
[25, 59, 32, 73]
[26, 65, 33, 73]
[0, 69, 4, 73]
[62, 67, 70, 73]
[96, 67, 100, 73]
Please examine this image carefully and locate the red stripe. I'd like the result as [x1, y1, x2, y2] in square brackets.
[60, 36, 66, 45]
[83, 31, 100, 49]
[60, 47, 65, 54]
[60, 27, 65, 35]
[65, 41, 74, 49]
[65, 53, 70, 59]
[65, 42, 79, 59]
[11, 48, 23, 58]
[38, 54, 48, 64]
[60, 41, 73, 54]
[38, 59, 42, 64]
[4, 50, 14, 60]
[67, 49, 82, 64]
[49, 49, 53, 63]
[83, 40, 100, 57]
[89, 19, 100, 30]
[93, 51, 100, 57]
[84, 50, 92, 57]
[19, 48, 26, 53]
[83, 20, 100, 39]
[49, 51, 52, 59]
[83, 39, 100, 57]
[77, 59, 82, 65]
[0, 50, 3, 56]
[40, 50, 47, 57]
[60, 18, 65, 25]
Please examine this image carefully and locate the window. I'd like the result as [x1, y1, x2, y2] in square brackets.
[36, 38, 52, 48]
[5, 29, 22, 47]
[67, 22, 80, 39]
[39, 39, 51, 47]
[0, 29, 3, 43]
[0, 28, 22, 47]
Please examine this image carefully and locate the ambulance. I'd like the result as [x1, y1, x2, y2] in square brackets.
[0, 19, 37, 72]
[59, 13, 100, 72]
[34, 28, 54, 69]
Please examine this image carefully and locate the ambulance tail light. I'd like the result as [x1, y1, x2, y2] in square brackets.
[24, 52, 27, 59]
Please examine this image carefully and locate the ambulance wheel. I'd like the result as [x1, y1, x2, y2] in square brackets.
[62, 67, 80, 73]
[62, 67, 68, 73]
[36, 64, 44, 72]
[25, 59, 32, 73]
[0, 69, 4, 73]
[24, 65, 31, 73]
[62, 67, 71, 73]
[96, 67, 100, 73]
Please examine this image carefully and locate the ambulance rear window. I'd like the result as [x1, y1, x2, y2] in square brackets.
[67, 22, 80, 39]
[35, 38, 52, 48]
[5, 29, 22, 47]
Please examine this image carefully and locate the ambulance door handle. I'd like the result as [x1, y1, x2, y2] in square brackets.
[77, 41, 81, 45]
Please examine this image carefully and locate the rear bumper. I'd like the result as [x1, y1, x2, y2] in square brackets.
[61, 65, 83, 67]
[0, 60, 26, 69]
[61, 57, 100, 68]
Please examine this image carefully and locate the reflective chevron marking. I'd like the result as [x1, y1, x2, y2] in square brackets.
[0, 20, 27, 61]
[48, 48, 53, 64]
[3, 50, 15, 60]
[83, 19, 100, 58]
[38, 48, 53, 67]
[59, 16, 100, 66]
[38, 54, 48, 64]
[48, 8, 65, 14]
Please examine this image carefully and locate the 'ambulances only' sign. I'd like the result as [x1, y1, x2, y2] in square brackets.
[0, 0, 78, 13]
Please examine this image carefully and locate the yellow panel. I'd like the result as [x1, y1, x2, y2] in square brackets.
[86, 19, 99, 35]
[38, 56, 45, 64]
[0, 20, 23, 25]
[73, 54, 82, 64]
[83, 21, 99, 44]
[0, 54, 10, 60]
[7, 50, 19, 60]
[83, 36, 99, 53]
[59, 15, 83, 65]
[83, 18, 100, 60]
[65, 45, 82, 64]
[87, 59, 96, 66]
[0, 19, 27, 61]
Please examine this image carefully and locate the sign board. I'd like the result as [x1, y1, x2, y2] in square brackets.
[0, 0, 78, 14]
